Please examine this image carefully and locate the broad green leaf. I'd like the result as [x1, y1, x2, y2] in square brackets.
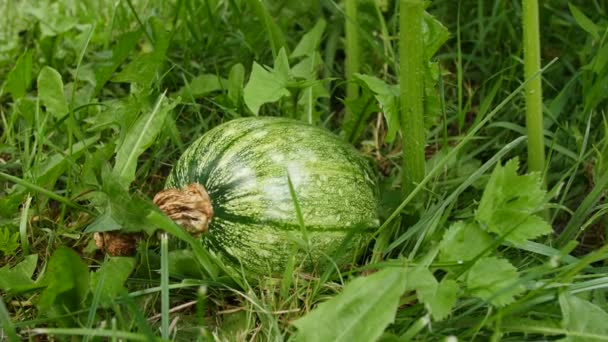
[404, 267, 458, 321]
[423, 12, 450, 57]
[354, 74, 400, 142]
[94, 29, 142, 94]
[244, 62, 290, 115]
[112, 92, 176, 188]
[559, 293, 608, 342]
[438, 221, 493, 262]
[37, 66, 69, 118]
[568, 3, 600, 40]
[38, 247, 89, 325]
[467, 257, 525, 306]
[0, 254, 38, 293]
[293, 267, 408, 342]
[291, 19, 326, 59]
[4, 50, 33, 99]
[476, 158, 551, 244]
[90, 257, 136, 308]
[228, 63, 245, 106]
[425, 279, 458, 321]
[176, 74, 226, 99]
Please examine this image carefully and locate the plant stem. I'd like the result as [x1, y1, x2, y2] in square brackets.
[522, 0, 546, 175]
[344, 0, 360, 121]
[400, 0, 426, 197]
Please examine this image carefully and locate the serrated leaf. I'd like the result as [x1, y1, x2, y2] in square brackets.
[112, 92, 176, 188]
[90, 257, 136, 308]
[559, 293, 608, 342]
[426, 279, 458, 321]
[5, 50, 33, 99]
[38, 247, 89, 325]
[467, 257, 525, 306]
[476, 158, 552, 244]
[438, 221, 494, 262]
[404, 267, 458, 321]
[354, 74, 400, 142]
[291, 19, 326, 59]
[489, 211, 552, 244]
[293, 267, 408, 342]
[243, 62, 290, 115]
[37, 66, 69, 118]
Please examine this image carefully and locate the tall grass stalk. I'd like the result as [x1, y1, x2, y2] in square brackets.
[344, 0, 360, 120]
[522, 0, 546, 174]
[399, 0, 426, 196]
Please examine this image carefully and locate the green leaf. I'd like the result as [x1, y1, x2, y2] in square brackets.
[94, 29, 142, 94]
[4, 50, 33, 99]
[112, 92, 177, 188]
[568, 3, 600, 40]
[423, 12, 450, 57]
[476, 158, 552, 244]
[438, 221, 494, 262]
[243, 62, 290, 115]
[90, 257, 136, 308]
[354, 74, 400, 142]
[37, 66, 69, 118]
[245, 0, 287, 58]
[113, 19, 170, 86]
[0, 227, 19, 256]
[38, 247, 89, 325]
[291, 19, 326, 59]
[425, 279, 458, 321]
[228, 63, 245, 106]
[0, 254, 38, 293]
[342, 91, 380, 143]
[404, 267, 458, 321]
[293, 267, 408, 342]
[176, 74, 226, 99]
[560, 293, 608, 342]
[467, 257, 525, 306]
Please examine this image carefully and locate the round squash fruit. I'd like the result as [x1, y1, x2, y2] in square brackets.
[154, 117, 380, 275]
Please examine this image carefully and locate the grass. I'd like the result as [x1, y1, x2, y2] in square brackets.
[1, 0, 608, 340]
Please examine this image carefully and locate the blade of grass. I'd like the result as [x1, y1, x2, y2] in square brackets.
[30, 328, 157, 341]
[18, 195, 31, 255]
[0, 171, 94, 215]
[0, 296, 19, 342]
[556, 168, 608, 246]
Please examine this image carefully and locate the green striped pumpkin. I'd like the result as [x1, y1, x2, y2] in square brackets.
[164, 117, 379, 275]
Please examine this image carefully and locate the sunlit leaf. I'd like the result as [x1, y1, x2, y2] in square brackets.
[293, 267, 408, 342]
[467, 257, 525, 306]
[37, 66, 69, 118]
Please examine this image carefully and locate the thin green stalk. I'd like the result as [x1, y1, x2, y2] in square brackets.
[400, 0, 426, 197]
[344, 0, 360, 120]
[522, 0, 546, 174]
[160, 233, 170, 339]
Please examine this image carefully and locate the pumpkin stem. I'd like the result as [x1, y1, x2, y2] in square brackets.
[153, 183, 214, 236]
